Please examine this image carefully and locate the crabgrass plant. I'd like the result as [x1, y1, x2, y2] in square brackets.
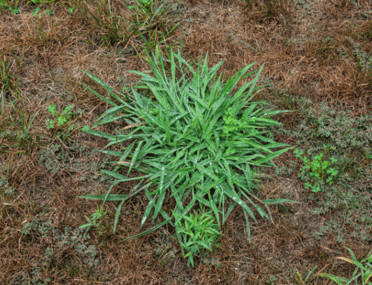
[80, 47, 295, 264]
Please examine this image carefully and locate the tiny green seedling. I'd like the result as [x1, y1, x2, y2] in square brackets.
[32, 7, 54, 17]
[46, 104, 82, 139]
[294, 145, 339, 193]
[46, 104, 73, 129]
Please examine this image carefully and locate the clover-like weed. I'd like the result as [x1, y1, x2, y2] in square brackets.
[46, 104, 73, 128]
[80, 47, 295, 261]
[294, 145, 339, 193]
[46, 104, 83, 139]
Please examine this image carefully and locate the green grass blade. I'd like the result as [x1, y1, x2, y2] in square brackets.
[128, 140, 144, 174]
[121, 218, 171, 242]
[79, 194, 128, 201]
[114, 199, 125, 232]
[263, 199, 299, 205]
[152, 166, 166, 221]
[243, 211, 251, 243]
[254, 147, 295, 166]
[82, 70, 127, 105]
[141, 197, 156, 227]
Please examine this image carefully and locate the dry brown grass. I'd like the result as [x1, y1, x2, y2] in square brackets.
[1, 0, 372, 283]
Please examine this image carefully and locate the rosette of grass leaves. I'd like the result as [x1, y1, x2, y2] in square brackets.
[80, 47, 296, 245]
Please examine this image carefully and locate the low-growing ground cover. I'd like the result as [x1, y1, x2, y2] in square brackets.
[0, 0, 371, 283]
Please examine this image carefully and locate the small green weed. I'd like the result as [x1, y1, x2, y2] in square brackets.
[45, 104, 83, 140]
[294, 145, 339, 193]
[27, 0, 55, 4]
[173, 209, 221, 267]
[292, 0, 311, 10]
[315, 36, 338, 62]
[46, 104, 73, 129]
[32, 6, 53, 17]
[127, 0, 154, 12]
[319, 247, 372, 284]
[72, 0, 133, 46]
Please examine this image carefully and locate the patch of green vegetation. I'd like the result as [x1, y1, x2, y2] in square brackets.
[0, 0, 59, 15]
[31, 6, 54, 17]
[174, 209, 222, 267]
[80, 46, 296, 266]
[10, 212, 101, 284]
[0, 0, 20, 14]
[276, 94, 372, 243]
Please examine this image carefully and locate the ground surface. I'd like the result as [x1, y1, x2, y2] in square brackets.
[1, 0, 372, 284]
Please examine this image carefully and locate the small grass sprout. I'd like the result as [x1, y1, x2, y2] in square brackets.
[79, 205, 108, 236]
[1, 90, 40, 153]
[80, 47, 295, 261]
[296, 265, 319, 285]
[319, 247, 372, 284]
[173, 209, 221, 267]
